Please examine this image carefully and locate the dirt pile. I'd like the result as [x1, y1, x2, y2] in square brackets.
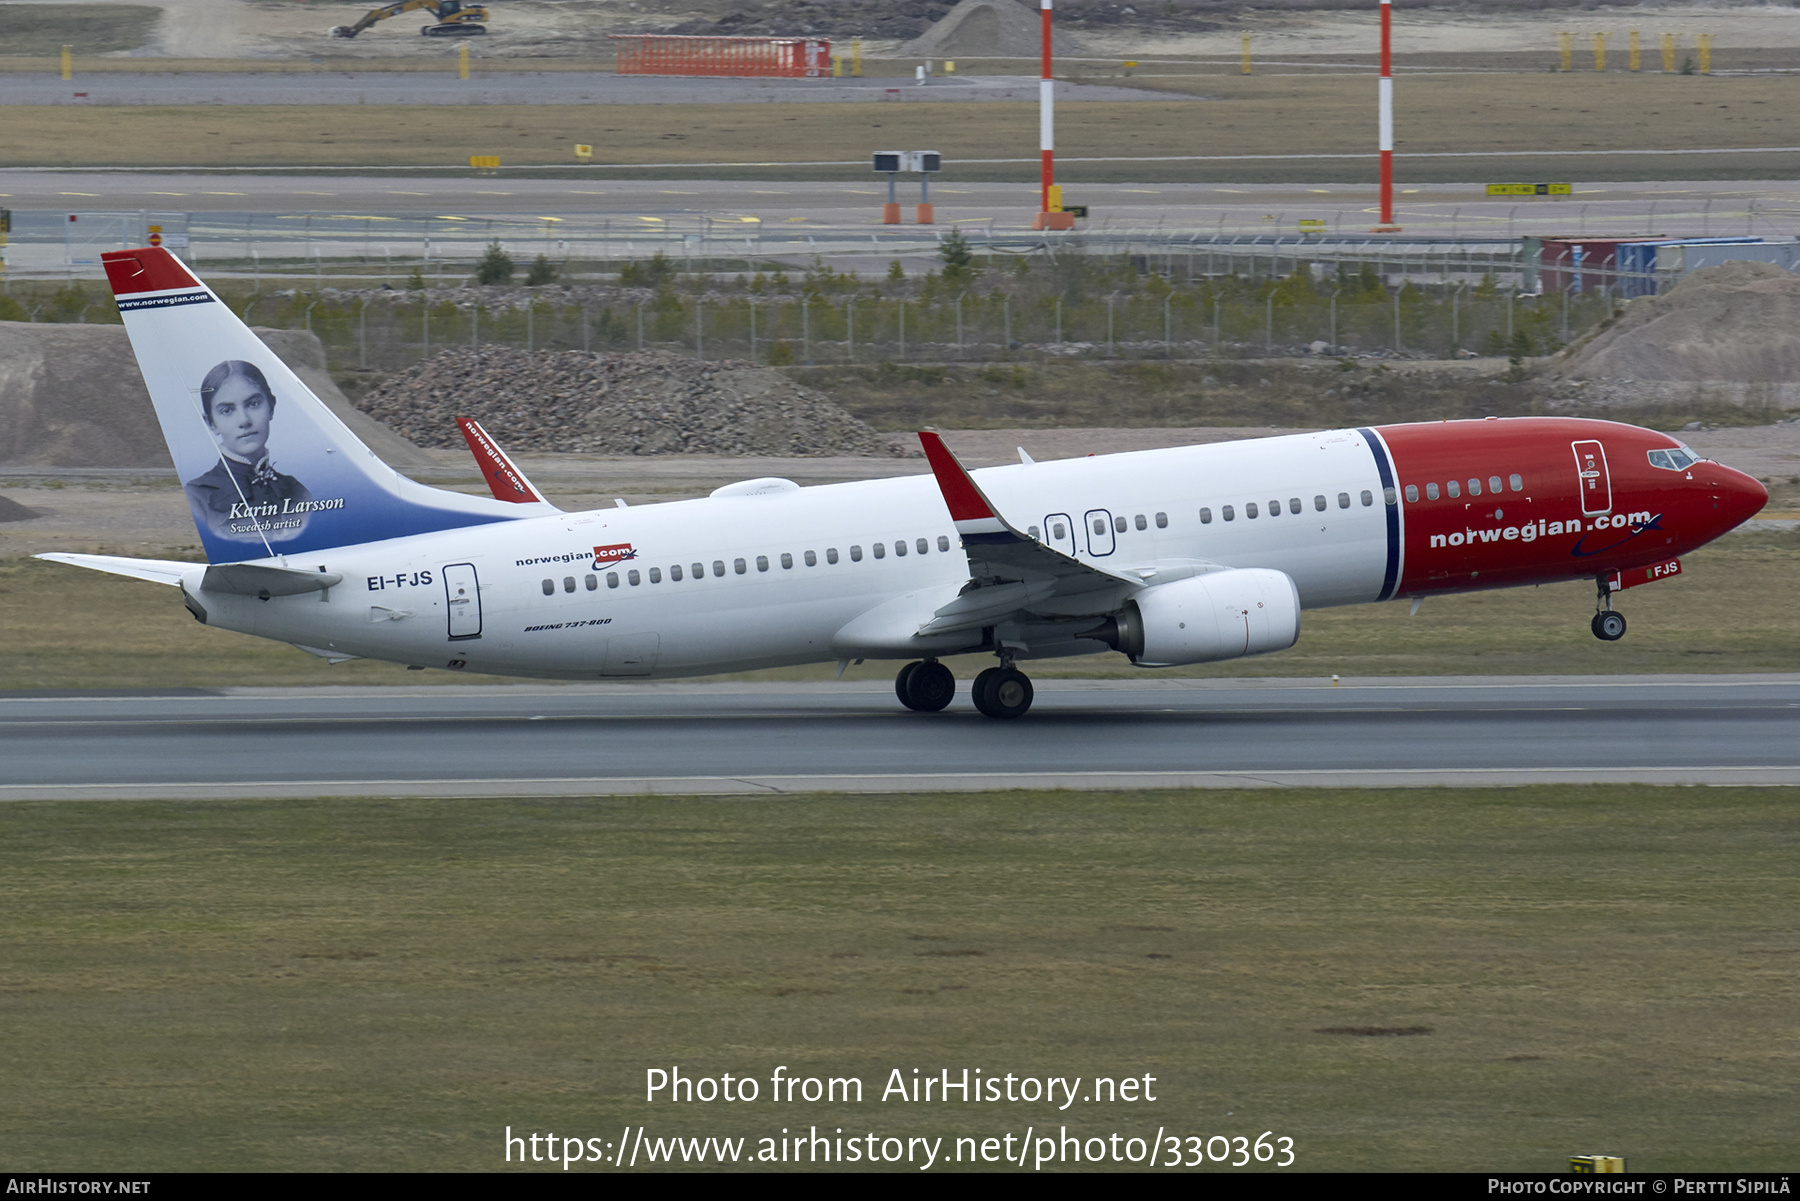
[1554, 260, 1800, 383]
[898, 0, 1084, 57]
[0, 493, 38, 522]
[350, 348, 906, 457]
[0, 323, 434, 470]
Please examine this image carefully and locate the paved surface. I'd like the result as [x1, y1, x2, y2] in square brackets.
[4, 675, 1798, 800]
[0, 73, 1181, 107]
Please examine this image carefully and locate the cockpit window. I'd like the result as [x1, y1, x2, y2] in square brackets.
[1649, 446, 1700, 471]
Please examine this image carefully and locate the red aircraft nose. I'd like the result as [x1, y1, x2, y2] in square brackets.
[1703, 464, 1768, 532]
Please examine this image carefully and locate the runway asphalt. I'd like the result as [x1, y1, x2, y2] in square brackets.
[4, 674, 1798, 800]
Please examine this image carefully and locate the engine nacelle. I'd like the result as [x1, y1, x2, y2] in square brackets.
[1091, 569, 1301, 668]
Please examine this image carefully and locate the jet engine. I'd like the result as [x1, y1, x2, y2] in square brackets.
[1088, 568, 1301, 667]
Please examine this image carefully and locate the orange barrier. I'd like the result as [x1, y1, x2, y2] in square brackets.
[610, 35, 832, 78]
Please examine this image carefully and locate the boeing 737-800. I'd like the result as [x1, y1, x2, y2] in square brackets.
[40, 248, 1768, 718]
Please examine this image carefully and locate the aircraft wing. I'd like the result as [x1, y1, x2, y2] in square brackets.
[916, 432, 1149, 634]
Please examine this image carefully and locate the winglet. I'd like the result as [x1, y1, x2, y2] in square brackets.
[918, 431, 1013, 542]
[457, 417, 550, 506]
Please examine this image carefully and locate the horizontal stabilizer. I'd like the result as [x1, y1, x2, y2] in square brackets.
[34, 553, 196, 586]
[201, 563, 343, 597]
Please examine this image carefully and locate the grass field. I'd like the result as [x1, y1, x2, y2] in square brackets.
[3, 523, 1796, 690]
[2, 785, 1795, 1171]
[3, 74, 1798, 180]
[0, 4, 159, 57]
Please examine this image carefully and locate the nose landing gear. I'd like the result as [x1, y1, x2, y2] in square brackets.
[1591, 576, 1627, 641]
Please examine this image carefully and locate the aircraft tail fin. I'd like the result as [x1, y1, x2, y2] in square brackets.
[101, 247, 531, 564]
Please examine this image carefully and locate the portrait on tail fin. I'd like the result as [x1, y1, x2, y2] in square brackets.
[183, 360, 314, 542]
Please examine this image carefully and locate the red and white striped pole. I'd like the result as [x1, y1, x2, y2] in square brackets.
[1373, 0, 1402, 231]
[1033, 0, 1072, 229]
[1041, 0, 1054, 213]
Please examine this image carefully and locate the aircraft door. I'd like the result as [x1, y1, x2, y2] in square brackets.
[1044, 512, 1076, 557]
[443, 562, 482, 640]
[1084, 508, 1116, 556]
[1572, 440, 1613, 514]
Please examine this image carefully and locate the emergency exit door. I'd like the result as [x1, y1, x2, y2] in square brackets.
[1571, 440, 1613, 515]
[443, 562, 482, 640]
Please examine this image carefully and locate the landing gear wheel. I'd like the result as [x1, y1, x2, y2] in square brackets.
[972, 667, 1034, 719]
[1592, 611, 1627, 641]
[901, 660, 956, 712]
[894, 661, 922, 710]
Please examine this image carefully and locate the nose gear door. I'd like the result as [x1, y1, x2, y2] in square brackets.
[1572, 440, 1613, 514]
[443, 562, 482, 640]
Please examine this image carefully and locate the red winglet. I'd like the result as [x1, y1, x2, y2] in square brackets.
[458, 417, 545, 504]
[918, 431, 995, 523]
[101, 248, 200, 296]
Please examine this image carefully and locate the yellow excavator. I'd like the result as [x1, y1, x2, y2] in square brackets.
[331, 0, 489, 39]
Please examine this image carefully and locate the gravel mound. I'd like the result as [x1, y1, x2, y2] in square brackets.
[1554, 260, 1800, 382]
[898, 0, 1083, 57]
[0, 493, 38, 522]
[351, 348, 906, 457]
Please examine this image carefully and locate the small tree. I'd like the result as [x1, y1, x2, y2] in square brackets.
[939, 228, 977, 286]
[887, 259, 905, 282]
[525, 253, 558, 286]
[405, 266, 426, 291]
[475, 241, 514, 286]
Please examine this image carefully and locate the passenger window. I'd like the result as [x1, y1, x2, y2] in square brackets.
[1268, 499, 1280, 517]
[780, 553, 793, 569]
[827, 548, 840, 564]
[1447, 480, 1460, 498]
[1199, 508, 1213, 524]
[893, 540, 906, 557]
[1489, 476, 1503, 494]
[1361, 490, 1373, 506]
[1092, 517, 1106, 535]
[607, 572, 619, 589]
[1029, 525, 1041, 539]
[1468, 478, 1481, 496]
[804, 550, 817, 566]
[937, 535, 950, 551]
[648, 567, 661, 584]
[713, 560, 725, 577]
[670, 565, 683, 582]
[692, 563, 704, 580]
[733, 558, 746, 574]
[917, 538, 929, 555]
[1383, 487, 1397, 506]
[1509, 473, 1523, 492]
[585, 573, 598, 590]
[850, 545, 863, 561]
[1338, 492, 1351, 509]
[1314, 495, 1326, 511]
[1051, 521, 1066, 540]
[1425, 483, 1439, 500]
[873, 543, 886, 559]
[540, 578, 553, 595]
[1405, 485, 1419, 503]
[1155, 512, 1168, 528]
[1246, 502, 1259, 518]
[563, 576, 576, 593]
[1223, 505, 1236, 522]
[1289, 498, 1301, 515]
[1135, 514, 1147, 531]
[756, 555, 769, 572]
[628, 569, 641, 586]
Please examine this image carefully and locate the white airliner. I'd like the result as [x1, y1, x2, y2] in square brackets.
[41, 248, 1767, 718]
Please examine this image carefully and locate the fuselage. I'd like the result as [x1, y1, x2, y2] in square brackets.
[184, 417, 1767, 680]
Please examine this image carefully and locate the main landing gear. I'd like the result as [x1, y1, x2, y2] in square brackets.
[1591, 576, 1627, 642]
[893, 656, 1036, 719]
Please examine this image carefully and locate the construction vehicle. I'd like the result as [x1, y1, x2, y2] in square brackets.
[330, 0, 488, 39]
